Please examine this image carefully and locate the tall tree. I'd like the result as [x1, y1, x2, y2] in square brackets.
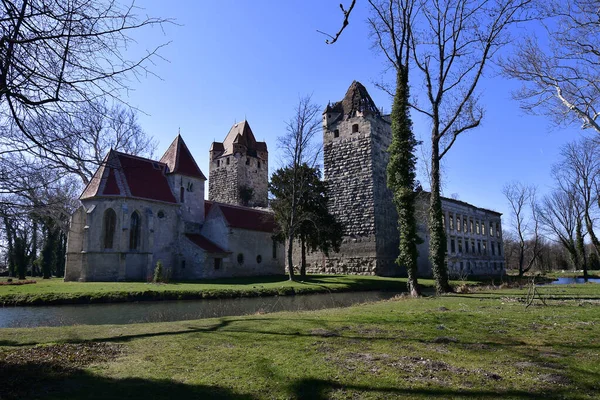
[553, 137, 600, 257]
[276, 96, 322, 280]
[502, 182, 542, 277]
[367, 0, 422, 296]
[502, 0, 600, 133]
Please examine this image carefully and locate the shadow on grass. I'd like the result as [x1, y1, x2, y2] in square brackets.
[289, 377, 571, 400]
[0, 361, 256, 400]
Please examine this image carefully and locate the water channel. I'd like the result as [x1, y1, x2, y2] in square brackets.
[0, 290, 401, 328]
[551, 277, 600, 285]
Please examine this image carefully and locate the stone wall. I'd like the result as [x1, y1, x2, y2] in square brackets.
[208, 156, 240, 205]
[323, 117, 376, 236]
[208, 153, 268, 208]
[64, 198, 180, 282]
[166, 174, 205, 224]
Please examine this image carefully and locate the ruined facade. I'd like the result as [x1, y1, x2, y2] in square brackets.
[303, 81, 504, 278]
[208, 121, 268, 208]
[65, 135, 283, 282]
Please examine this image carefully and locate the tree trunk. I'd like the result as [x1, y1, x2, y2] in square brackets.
[3, 216, 15, 277]
[429, 140, 452, 294]
[286, 237, 295, 281]
[576, 218, 588, 280]
[31, 220, 38, 276]
[300, 236, 306, 278]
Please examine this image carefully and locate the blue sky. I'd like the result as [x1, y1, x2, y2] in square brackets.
[124, 0, 588, 219]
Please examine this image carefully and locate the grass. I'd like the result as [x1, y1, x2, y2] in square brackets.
[1, 283, 599, 399]
[0, 275, 440, 306]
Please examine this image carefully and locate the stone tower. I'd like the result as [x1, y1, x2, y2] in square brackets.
[208, 121, 268, 207]
[319, 81, 400, 275]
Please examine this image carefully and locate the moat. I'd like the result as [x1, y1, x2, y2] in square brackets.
[0, 290, 401, 328]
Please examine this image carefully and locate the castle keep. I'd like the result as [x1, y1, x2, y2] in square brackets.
[303, 81, 505, 277]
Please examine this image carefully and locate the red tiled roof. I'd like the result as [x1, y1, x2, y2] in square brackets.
[185, 234, 229, 253]
[205, 201, 277, 233]
[80, 150, 177, 204]
[160, 135, 207, 180]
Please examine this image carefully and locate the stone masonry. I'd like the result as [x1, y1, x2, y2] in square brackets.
[209, 121, 268, 208]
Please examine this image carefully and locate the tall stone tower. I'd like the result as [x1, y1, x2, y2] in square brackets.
[318, 81, 400, 276]
[208, 121, 268, 208]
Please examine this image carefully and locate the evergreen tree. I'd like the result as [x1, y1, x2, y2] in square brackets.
[387, 66, 422, 296]
[270, 164, 343, 278]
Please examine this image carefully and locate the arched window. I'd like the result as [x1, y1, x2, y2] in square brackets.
[180, 187, 185, 203]
[103, 208, 116, 249]
[129, 211, 141, 250]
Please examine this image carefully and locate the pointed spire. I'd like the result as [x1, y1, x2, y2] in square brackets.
[159, 135, 206, 180]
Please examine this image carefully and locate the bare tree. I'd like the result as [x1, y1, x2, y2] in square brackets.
[502, 0, 600, 133]
[275, 95, 322, 280]
[553, 137, 600, 256]
[503, 182, 542, 277]
[4, 100, 157, 186]
[538, 189, 582, 271]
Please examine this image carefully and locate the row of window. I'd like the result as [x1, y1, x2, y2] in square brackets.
[215, 157, 262, 169]
[448, 237, 502, 257]
[453, 261, 504, 272]
[103, 208, 141, 251]
[446, 215, 500, 237]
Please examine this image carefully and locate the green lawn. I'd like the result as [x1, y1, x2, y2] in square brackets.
[0, 275, 432, 306]
[1, 283, 599, 399]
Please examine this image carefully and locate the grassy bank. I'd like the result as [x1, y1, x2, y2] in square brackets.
[1, 284, 599, 399]
[0, 275, 427, 306]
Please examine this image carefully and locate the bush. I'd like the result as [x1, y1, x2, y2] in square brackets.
[153, 261, 163, 283]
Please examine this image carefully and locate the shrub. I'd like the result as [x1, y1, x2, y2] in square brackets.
[153, 261, 163, 283]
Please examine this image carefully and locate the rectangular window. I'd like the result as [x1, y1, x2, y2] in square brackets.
[465, 241, 469, 253]
[498, 245, 502, 257]
[458, 238, 463, 253]
[258, 161, 261, 169]
[483, 241, 487, 255]
[491, 242, 496, 256]
[471, 240, 475, 253]
[216, 160, 220, 167]
[463, 218, 468, 233]
[226, 157, 230, 165]
[490, 223, 494, 236]
[496, 225, 501, 238]
[449, 215, 454, 230]
[214, 258, 222, 269]
[450, 238, 456, 253]
[470, 220, 474, 233]
[334, 129, 339, 138]
[477, 241, 481, 254]
[476, 221, 480, 234]
[481, 222, 486, 235]
[352, 123, 359, 133]
[457, 216, 461, 232]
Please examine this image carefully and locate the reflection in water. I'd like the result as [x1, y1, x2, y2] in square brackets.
[0, 291, 400, 328]
[551, 277, 600, 285]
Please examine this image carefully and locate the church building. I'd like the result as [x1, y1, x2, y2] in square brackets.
[65, 129, 283, 282]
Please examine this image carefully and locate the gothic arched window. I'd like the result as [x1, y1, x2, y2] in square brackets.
[129, 211, 141, 250]
[103, 208, 116, 249]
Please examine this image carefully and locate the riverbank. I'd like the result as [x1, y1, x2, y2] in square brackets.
[0, 275, 426, 307]
[0, 284, 598, 399]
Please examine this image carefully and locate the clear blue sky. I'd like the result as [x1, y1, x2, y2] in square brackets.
[124, 0, 588, 219]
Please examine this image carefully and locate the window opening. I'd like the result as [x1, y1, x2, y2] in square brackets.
[129, 212, 141, 250]
[103, 209, 116, 249]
